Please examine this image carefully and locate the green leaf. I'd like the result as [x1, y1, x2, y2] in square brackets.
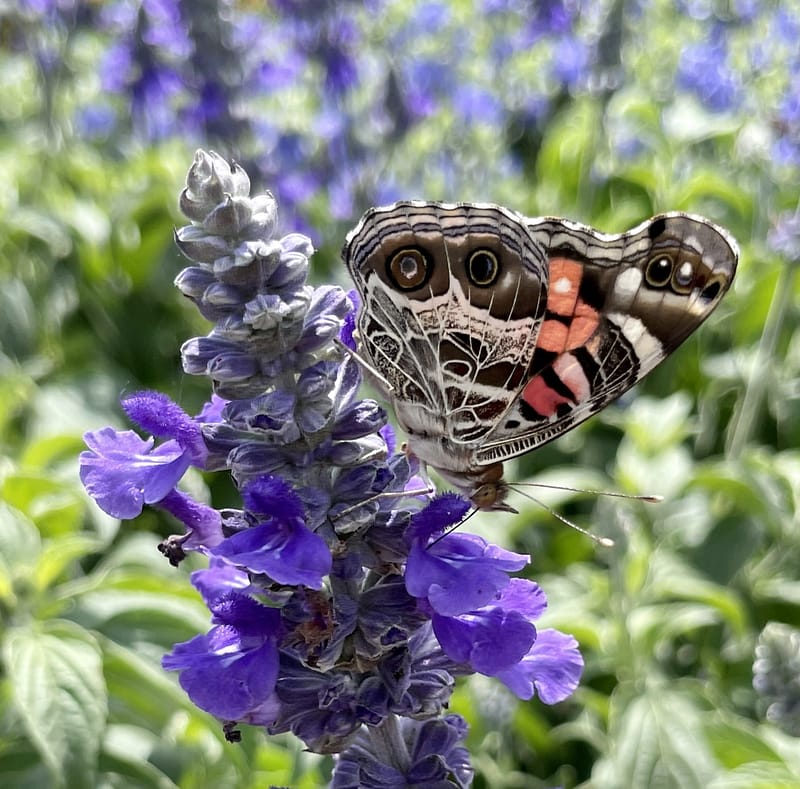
[593, 686, 719, 789]
[705, 716, 784, 769]
[608, 393, 695, 452]
[3, 621, 107, 789]
[36, 534, 104, 592]
[707, 762, 800, 789]
[1, 473, 84, 535]
[97, 744, 179, 789]
[0, 501, 42, 568]
[646, 551, 747, 635]
[628, 602, 724, 651]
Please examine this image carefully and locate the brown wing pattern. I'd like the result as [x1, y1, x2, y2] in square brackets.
[344, 201, 550, 445]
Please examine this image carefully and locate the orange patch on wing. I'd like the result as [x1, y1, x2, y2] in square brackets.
[537, 300, 600, 353]
[547, 258, 583, 315]
[566, 301, 600, 348]
[522, 374, 572, 417]
[537, 319, 570, 353]
[540, 258, 600, 353]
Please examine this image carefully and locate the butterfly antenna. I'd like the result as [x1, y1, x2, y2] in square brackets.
[511, 486, 616, 547]
[514, 481, 663, 504]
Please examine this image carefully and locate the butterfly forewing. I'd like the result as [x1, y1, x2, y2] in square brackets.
[344, 202, 550, 446]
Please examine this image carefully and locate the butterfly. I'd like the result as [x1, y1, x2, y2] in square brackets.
[342, 201, 738, 510]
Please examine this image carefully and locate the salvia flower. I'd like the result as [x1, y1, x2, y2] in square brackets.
[676, 28, 742, 113]
[79, 149, 583, 784]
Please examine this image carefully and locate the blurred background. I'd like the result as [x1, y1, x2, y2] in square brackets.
[2, 1, 799, 787]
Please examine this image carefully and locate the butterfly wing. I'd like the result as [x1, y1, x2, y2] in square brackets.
[475, 212, 738, 465]
[343, 201, 550, 447]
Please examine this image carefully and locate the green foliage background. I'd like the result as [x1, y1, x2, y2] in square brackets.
[2, 1, 800, 787]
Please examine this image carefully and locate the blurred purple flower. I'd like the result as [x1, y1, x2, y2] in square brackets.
[140, 0, 192, 57]
[551, 34, 591, 88]
[772, 75, 800, 168]
[400, 59, 455, 119]
[677, 31, 741, 112]
[453, 84, 504, 126]
[75, 104, 117, 140]
[767, 211, 800, 261]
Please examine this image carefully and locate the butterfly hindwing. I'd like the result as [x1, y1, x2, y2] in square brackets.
[475, 213, 738, 465]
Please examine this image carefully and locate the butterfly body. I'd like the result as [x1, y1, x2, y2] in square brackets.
[343, 201, 738, 509]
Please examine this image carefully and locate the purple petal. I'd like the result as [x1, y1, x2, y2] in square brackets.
[497, 578, 548, 621]
[339, 290, 359, 350]
[191, 560, 252, 606]
[432, 607, 536, 674]
[195, 393, 228, 423]
[163, 621, 280, 719]
[80, 427, 191, 519]
[379, 423, 396, 454]
[405, 533, 529, 615]
[212, 521, 331, 588]
[496, 628, 584, 703]
[242, 475, 305, 522]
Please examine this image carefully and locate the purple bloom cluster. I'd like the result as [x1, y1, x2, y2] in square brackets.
[767, 210, 800, 262]
[676, 27, 741, 113]
[80, 150, 583, 783]
[59, 1, 618, 231]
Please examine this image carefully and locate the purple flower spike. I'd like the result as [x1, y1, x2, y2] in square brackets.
[82, 151, 584, 770]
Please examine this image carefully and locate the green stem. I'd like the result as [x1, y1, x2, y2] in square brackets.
[726, 261, 797, 458]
